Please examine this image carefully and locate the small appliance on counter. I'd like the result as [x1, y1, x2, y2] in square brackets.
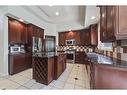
[9, 44, 26, 54]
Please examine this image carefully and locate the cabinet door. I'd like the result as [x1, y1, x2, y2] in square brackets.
[80, 29, 91, 45]
[66, 31, 77, 40]
[48, 57, 54, 83]
[20, 23, 27, 43]
[8, 18, 19, 43]
[58, 32, 66, 46]
[100, 6, 107, 42]
[25, 53, 32, 68]
[106, 6, 116, 41]
[8, 17, 27, 44]
[116, 6, 127, 39]
[74, 31, 81, 45]
[9, 54, 26, 75]
[91, 24, 98, 45]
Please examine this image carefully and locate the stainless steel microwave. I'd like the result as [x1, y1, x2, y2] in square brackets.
[10, 46, 21, 53]
[66, 39, 75, 45]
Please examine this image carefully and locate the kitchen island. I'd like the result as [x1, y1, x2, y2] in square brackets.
[86, 53, 127, 89]
[32, 52, 66, 85]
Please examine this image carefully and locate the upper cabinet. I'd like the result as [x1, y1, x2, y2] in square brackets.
[74, 31, 81, 45]
[80, 28, 91, 46]
[59, 30, 81, 46]
[58, 25, 98, 46]
[8, 17, 27, 44]
[100, 6, 116, 42]
[58, 32, 66, 46]
[100, 6, 127, 41]
[115, 6, 127, 39]
[90, 24, 98, 45]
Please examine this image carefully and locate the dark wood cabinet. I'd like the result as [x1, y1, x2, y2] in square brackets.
[28, 24, 44, 38]
[66, 31, 76, 40]
[75, 52, 87, 64]
[54, 54, 66, 80]
[90, 24, 98, 45]
[48, 57, 54, 83]
[74, 31, 81, 45]
[32, 56, 54, 85]
[92, 64, 127, 89]
[80, 28, 91, 46]
[99, 6, 125, 42]
[115, 6, 127, 39]
[58, 26, 98, 46]
[58, 32, 66, 46]
[8, 17, 27, 44]
[9, 53, 31, 75]
[100, 6, 108, 42]
[106, 6, 116, 41]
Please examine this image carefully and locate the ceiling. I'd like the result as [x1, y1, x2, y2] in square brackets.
[23, 6, 100, 28]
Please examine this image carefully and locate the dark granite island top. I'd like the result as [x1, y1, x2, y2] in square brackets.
[86, 53, 127, 89]
[32, 52, 66, 58]
[86, 53, 127, 68]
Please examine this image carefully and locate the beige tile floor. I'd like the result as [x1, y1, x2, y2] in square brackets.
[0, 63, 90, 90]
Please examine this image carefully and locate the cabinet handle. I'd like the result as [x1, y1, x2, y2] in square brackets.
[103, 32, 105, 37]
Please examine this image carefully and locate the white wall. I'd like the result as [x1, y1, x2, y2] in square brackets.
[85, 6, 100, 27]
[0, 7, 9, 76]
[0, 6, 56, 76]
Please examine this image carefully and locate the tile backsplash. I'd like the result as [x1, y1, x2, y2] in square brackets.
[57, 45, 95, 52]
[97, 39, 127, 62]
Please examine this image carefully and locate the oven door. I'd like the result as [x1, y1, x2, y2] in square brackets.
[67, 53, 73, 60]
[66, 53, 75, 63]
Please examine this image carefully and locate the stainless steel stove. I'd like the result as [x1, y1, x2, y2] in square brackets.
[65, 49, 75, 63]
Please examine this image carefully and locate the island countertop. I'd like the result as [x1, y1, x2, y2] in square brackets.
[86, 53, 127, 68]
[32, 52, 66, 58]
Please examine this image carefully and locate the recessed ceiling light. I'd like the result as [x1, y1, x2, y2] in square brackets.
[19, 18, 24, 22]
[91, 16, 95, 20]
[69, 29, 71, 31]
[55, 12, 59, 16]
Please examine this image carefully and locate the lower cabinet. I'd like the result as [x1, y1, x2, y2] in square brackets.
[32, 56, 54, 85]
[54, 54, 66, 80]
[87, 63, 127, 89]
[8, 53, 32, 75]
[75, 52, 87, 64]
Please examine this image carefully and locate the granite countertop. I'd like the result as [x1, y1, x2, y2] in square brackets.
[33, 52, 66, 58]
[87, 53, 127, 68]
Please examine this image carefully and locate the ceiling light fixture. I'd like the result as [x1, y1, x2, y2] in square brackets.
[55, 12, 59, 16]
[91, 16, 95, 20]
[49, 5, 53, 7]
[19, 18, 24, 22]
[69, 29, 71, 31]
